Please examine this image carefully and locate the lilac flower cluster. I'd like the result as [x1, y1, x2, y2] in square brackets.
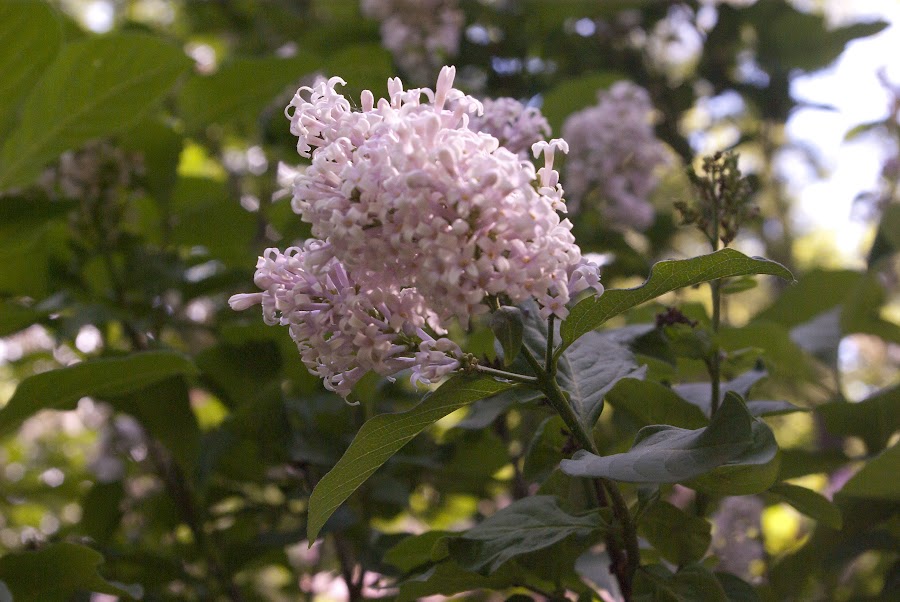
[231, 67, 602, 397]
[361, 0, 463, 85]
[467, 97, 552, 159]
[562, 81, 669, 230]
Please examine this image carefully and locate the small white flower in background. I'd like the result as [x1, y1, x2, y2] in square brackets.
[468, 97, 551, 159]
[361, 0, 464, 85]
[232, 66, 603, 397]
[562, 81, 670, 230]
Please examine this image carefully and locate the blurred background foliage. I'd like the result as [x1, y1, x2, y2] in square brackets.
[0, 0, 898, 600]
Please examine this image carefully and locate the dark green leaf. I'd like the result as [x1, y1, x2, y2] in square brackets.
[0, 33, 191, 190]
[714, 572, 759, 602]
[522, 415, 569, 482]
[838, 443, 900, 501]
[606, 379, 709, 429]
[560, 393, 754, 483]
[639, 501, 711, 565]
[0, 2, 62, 137]
[396, 559, 554, 602]
[561, 249, 793, 350]
[306, 374, 515, 541]
[0, 351, 198, 438]
[0, 302, 48, 337]
[79, 481, 126, 544]
[491, 306, 525, 366]
[447, 495, 606, 573]
[109, 377, 201, 472]
[754, 269, 860, 327]
[385, 531, 452, 573]
[0, 543, 137, 601]
[818, 384, 900, 453]
[769, 482, 842, 530]
[179, 53, 318, 131]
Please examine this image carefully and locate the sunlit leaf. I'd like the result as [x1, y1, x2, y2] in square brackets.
[0, 33, 191, 190]
[447, 496, 607, 573]
[560, 249, 793, 350]
[306, 374, 515, 541]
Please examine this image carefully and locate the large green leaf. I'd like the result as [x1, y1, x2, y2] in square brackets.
[687, 419, 780, 495]
[837, 443, 900, 501]
[0, 351, 198, 438]
[606, 378, 708, 429]
[638, 501, 711, 565]
[0, 33, 191, 190]
[0, 2, 62, 137]
[0, 542, 138, 601]
[306, 374, 515, 541]
[769, 482, 842, 530]
[818, 384, 900, 453]
[447, 495, 606, 573]
[179, 52, 318, 131]
[560, 393, 754, 483]
[560, 249, 793, 350]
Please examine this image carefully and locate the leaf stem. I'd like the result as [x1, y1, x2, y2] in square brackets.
[519, 344, 638, 598]
[546, 314, 556, 375]
[473, 364, 539, 385]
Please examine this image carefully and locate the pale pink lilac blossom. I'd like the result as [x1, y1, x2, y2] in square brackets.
[467, 97, 552, 159]
[284, 66, 598, 325]
[233, 66, 603, 396]
[562, 81, 669, 230]
[229, 242, 462, 398]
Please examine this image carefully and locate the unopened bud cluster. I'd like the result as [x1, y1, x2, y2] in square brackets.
[677, 151, 757, 247]
[231, 67, 602, 397]
[562, 81, 669, 230]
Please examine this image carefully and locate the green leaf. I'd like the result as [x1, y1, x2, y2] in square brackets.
[447, 495, 606, 573]
[560, 249, 793, 350]
[306, 374, 515, 541]
[606, 379, 709, 429]
[0, 2, 62, 137]
[0, 542, 138, 601]
[754, 269, 861, 327]
[818, 384, 900, 453]
[79, 481, 126, 544]
[179, 53, 318, 131]
[0, 351, 198, 438]
[386, 531, 452, 573]
[325, 44, 395, 102]
[490, 306, 525, 366]
[634, 563, 727, 602]
[0, 33, 191, 190]
[396, 559, 554, 602]
[560, 393, 754, 483]
[639, 501, 711, 565]
[0, 302, 48, 337]
[769, 482, 842, 530]
[687, 418, 780, 495]
[838, 443, 900, 501]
